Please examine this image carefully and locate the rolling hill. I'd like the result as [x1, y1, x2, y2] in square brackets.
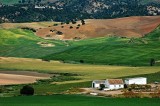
[43, 25, 160, 66]
[36, 16, 160, 39]
[0, 16, 160, 66]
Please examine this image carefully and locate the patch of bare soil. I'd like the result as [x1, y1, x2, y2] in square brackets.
[0, 71, 52, 85]
[36, 16, 160, 40]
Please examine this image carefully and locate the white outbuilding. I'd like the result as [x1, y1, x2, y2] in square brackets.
[125, 77, 147, 85]
[92, 80, 106, 88]
[92, 79, 124, 90]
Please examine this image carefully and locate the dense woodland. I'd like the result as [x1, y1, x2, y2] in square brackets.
[0, 0, 160, 23]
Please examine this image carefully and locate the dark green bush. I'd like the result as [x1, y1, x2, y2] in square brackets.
[20, 85, 34, 96]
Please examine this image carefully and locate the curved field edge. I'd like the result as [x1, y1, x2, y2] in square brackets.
[43, 26, 160, 66]
[0, 95, 160, 106]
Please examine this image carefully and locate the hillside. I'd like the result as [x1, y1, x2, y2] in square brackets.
[36, 16, 160, 39]
[0, 28, 66, 58]
[1, 0, 160, 5]
[0, 17, 160, 66]
[0, 0, 160, 23]
[43, 25, 160, 66]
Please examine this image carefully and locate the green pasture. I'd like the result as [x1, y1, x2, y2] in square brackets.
[0, 95, 160, 106]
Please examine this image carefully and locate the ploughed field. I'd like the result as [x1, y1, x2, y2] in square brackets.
[36, 16, 160, 39]
[0, 71, 52, 85]
[0, 95, 160, 106]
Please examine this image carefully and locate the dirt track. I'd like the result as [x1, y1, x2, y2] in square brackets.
[36, 16, 160, 39]
[0, 71, 52, 85]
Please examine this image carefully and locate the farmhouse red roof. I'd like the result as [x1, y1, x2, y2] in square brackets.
[108, 79, 124, 84]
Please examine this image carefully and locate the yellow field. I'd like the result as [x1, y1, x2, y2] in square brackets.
[0, 22, 59, 29]
[0, 57, 160, 84]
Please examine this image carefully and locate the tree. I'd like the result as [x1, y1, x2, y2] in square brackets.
[81, 19, 85, 25]
[71, 20, 76, 24]
[150, 58, 155, 66]
[20, 85, 34, 95]
[77, 24, 81, 27]
[124, 84, 128, 89]
[70, 26, 73, 29]
[99, 84, 105, 90]
[80, 60, 84, 63]
[56, 31, 63, 35]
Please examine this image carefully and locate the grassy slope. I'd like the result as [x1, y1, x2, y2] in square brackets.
[0, 95, 160, 106]
[44, 26, 160, 66]
[0, 26, 160, 66]
[0, 29, 67, 58]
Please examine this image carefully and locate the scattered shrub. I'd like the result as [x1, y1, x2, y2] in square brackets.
[46, 35, 51, 37]
[53, 23, 58, 26]
[42, 59, 50, 62]
[123, 91, 138, 98]
[150, 58, 155, 66]
[56, 31, 63, 35]
[80, 60, 84, 63]
[70, 26, 73, 29]
[61, 22, 64, 25]
[21, 27, 36, 32]
[20, 85, 34, 96]
[71, 21, 76, 24]
[0, 86, 5, 93]
[81, 19, 85, 25]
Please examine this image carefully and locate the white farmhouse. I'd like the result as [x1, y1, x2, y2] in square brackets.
[125, 77, 147, 85]
[92, 79, 124, 90]
[105, 79, 124, 90]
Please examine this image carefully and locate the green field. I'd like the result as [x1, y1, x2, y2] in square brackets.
[44, 26, 160, 66]
[1, 26, 160, 66]
[0, 95, 160, 106]
[0, 57, 160, 95]
[0, 29, 68, 58]
[0, 24, 160, 97]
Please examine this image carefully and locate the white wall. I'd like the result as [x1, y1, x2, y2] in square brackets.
[92, 83, 101, 88]
[125, 78, 147, 85]
[105, 80, 124, 90]
[108, 84, 124, 90]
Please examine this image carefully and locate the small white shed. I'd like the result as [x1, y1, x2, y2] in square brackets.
[125, 77, 147, 85]
[92, 80, 106, 88]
